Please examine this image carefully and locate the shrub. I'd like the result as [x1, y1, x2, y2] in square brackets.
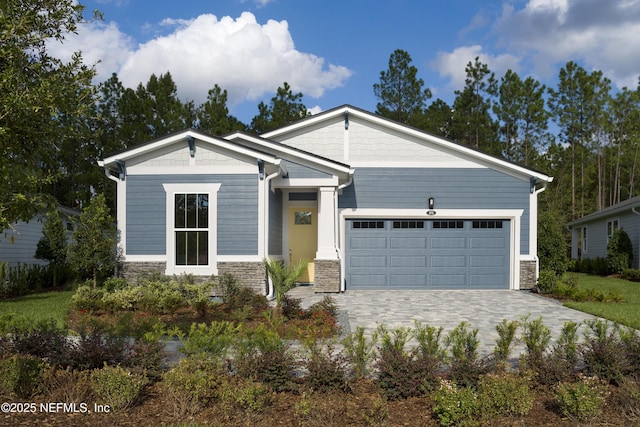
[90, 364, 148, 411]
[219, 377, 273, 414]
[571, 257, 610, 275]
[444, 322, 485, 388]
[432, 379, 478, 427]
[178, 321, 238, 361]
[621, 268, 640, 282]
[555, 374, 608, 423]
[536, 269, 559, 294]
[304, 344, 351, 393]
[612, 378, 640, 423]
[493, 319, 519, 364]
[0, 354, 46, 398]
[413, 320, 446, 361]
[342, 326, 378, 380]
[607, 228, 634, 274]
[581, 319, 628, 384]
[43, 366, 94, 403]
[162, 356, 225, 417]
[9, 318, 71, 367]
[519, 315, 550, 371]
[71, 284, 106, 312]
[280, 294, 304, 320]
[537, 211, 569, 275]
[477, 372, 533, 418]
[232, 324, 295, 392]
[374, 346, 441, 400]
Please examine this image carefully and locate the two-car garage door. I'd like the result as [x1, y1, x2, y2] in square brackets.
[345, 219, 510, 290]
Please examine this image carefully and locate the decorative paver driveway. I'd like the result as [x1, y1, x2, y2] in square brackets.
[287, 287, 600, 358]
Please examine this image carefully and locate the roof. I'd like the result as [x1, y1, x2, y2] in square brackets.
[262, 104, 554, 184]
[568, 195, 640, 227]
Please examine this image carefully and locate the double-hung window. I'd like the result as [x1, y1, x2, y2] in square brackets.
[607, 219, 619, 242]
[163, 183, 220, 275]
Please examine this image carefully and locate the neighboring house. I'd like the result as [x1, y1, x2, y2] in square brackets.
[567, 196, 640, 269]
[98, 105, 553, 294]
[0, 206, 78, 267]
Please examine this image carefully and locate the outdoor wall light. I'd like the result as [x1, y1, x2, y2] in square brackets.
[428, 197, 435, 210]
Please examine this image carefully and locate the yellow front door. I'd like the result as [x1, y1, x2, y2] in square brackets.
[288, 207, 317, 283]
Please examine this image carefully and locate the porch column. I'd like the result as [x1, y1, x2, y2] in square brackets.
[316, 187, 338, 259]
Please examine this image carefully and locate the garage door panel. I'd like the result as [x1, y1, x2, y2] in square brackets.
[470, 237, 505, 249]
[390, 256, 426, 267]
[469, 255, 506, 267]
[430, 274, 467, 287]
[430, 237, 467, 249]
[390, 274, 427, 287]
[350, 255, 387, 267]
[349, 274, 387, 288]
[390, 237, 427, 249]
[349, 236, 387, 249]
[346, 219, 510, 290]
[431, 255, 466, 267]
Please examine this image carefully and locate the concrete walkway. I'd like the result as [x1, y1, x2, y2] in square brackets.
[287, 286, 600, 358]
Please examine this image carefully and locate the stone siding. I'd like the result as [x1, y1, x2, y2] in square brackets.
[519, 260, 537, 290]
[120, 262, 166, 282]
[217, 261, 267, 295]
[313, 259, 341, 293]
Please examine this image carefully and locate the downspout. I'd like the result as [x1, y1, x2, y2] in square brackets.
[532, 179, 550, 281]
[264, 160, 283, 300]
[336, 170, 355, 292]
[631, 205, 640, 268]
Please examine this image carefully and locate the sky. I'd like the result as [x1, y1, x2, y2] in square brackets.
[49, 0, 640, 124]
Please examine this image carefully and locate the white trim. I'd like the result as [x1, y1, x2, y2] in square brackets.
[127, 165, 257, 175]
[123, 255, 166, 262]
[162, 183, 221, 276]
[349, 161, 485, 169]
[272, 177, 339, 188]
[338, 208, 523, 291]
[217, 255, 263, 262]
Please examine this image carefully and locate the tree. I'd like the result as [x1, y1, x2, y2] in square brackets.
[494, 70, 549, 167]
[449, 57, 499, 155]
[373, 49, 432, 125]
[263, 257, 308, 310]
[68, 194, 119, 287]
[196, 84, 246, 135]
[0, 0, 97, 230]
[35, 209, 68, 287]
[250, 82, 309, 133]
[419, 98, 453, 137]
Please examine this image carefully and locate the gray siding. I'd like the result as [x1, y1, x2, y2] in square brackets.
[339, 168, 531, 254]
[282, 160, 332, 179]
[127, 174, 259, 256]
[0, 218, 47, 267]
[268, 189, 283, 255]
[575, 211, 640, 268]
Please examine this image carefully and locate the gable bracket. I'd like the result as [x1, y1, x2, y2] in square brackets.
[115, 159, 126, 181]
[186, 136, 196, 158]
[344, 110, 349, 130]
[257, 159, 265, 180]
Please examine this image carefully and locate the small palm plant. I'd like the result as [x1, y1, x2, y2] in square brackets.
[262, 257, 308, 308]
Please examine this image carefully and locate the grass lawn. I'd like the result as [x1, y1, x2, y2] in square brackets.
[0, 290, 74, 329]
[564, 272, 640, 329]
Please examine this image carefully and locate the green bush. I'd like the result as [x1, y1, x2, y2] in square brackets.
[304, 344, 351, 393]
[178, 321, 238, 361]
[519, 315, 551, 371]
[536, 269, 559, 294]
[219, 377, 273, 413]
[432, 379, 478, 427]
[90, 364, 148, 411]
[0, 354, 46, 398]
[621, 268, 640, 282]
[493, 319, 519, 364]
[570, 257, 609, 275]
[162, 356, 225, 416]
[477, 372, 533, 418]
[72, 284, 106, 311]
[342, 327, 378, 380]
[607, 228, 634, 274]
[555, 375, 608, 423]
[537, 211, 568, 275]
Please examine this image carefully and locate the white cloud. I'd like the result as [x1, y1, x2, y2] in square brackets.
[50, 11, 352, 106]
[430, 45, 520, 91]
[495, 0, 640, 88]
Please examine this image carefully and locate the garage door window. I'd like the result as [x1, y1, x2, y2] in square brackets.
[352, 221, 385, 229]
[432, 220, 464, 229]
[472, 220, 503, 229]
[393, 220, 424, 229]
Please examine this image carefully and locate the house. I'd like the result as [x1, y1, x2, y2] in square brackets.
[98, 105, 553, 294]
[0, 206, 78, 267]
[567, 196, 640, 269]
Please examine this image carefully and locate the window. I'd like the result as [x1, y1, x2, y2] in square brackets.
[432, 220, 464, 229]
[581, 226, 588, 255]
[352, 220, 385, 229]
[294, 211, 313, 225]
[175, 194, 208, 266]
[472, 220, 503, 229]
[163, 183, 220, 275]
[607, 219, 619, 241]
[393, 220, 424, 229]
